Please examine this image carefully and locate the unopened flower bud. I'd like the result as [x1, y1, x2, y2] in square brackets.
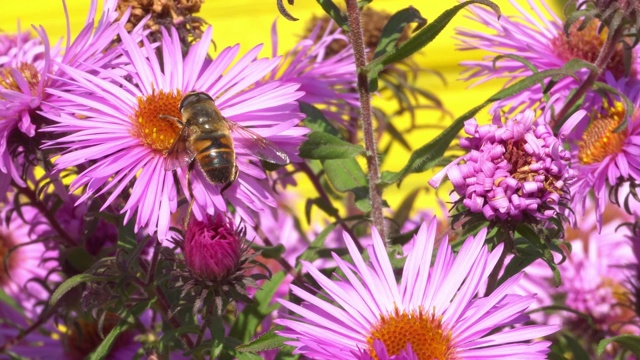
[184, 213, 242, 281]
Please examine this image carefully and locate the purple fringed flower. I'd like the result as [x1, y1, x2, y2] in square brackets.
[456, 0, 636, 116]
[43, 25, 307, 240]
[277, 219, 558, 359]
[267, 19, 358, 127]
[512, 200, 639, 349]
[430, 108, 579, 223]
[561, 74, 640, 230]
[0, 202, 59, 319]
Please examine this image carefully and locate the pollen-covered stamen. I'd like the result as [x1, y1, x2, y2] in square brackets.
[579, 101, 627, 165]
[367, 307, 454, 359]
[551, 19, 633, 79]
[0, 232, 18, 287]
[132, 90, 182, 152]
[0, 63, 41, 95]
[503, 139, 564, 196]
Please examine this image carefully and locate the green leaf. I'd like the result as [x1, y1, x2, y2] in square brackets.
[561, 334, 591, 360]
[299, 132, 365, 159]
[598, 335, 640, 357]
[367, 0, 500, 79]
[299, 223, 337, 263]
[381, 68, 577, 186]
[315, 0, 348, 31]
[299, 102, 340, 136]
[237, 326, 290, 353]
[50, 273, 99, 307]
[373, 6, 426, 60]
[89, 319, 130, 360]
[229, 272, 287, 342]
[323, 159, 371, 211]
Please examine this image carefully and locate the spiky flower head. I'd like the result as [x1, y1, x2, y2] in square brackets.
[184, 213, 242, 281]
[430, 108, 578, 225]
[277, 219, 558, 359]
[168, 213, 267, 316]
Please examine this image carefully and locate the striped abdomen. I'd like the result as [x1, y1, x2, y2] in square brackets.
[191, 130, 236, 185]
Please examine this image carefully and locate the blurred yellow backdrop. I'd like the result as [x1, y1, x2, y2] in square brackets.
[0, 0, 559, 222]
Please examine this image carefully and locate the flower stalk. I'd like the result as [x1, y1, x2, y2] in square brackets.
[344, 0, 386, 240]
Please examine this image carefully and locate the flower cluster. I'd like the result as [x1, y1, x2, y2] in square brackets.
[430, 108, 577, 224]
[2, 0, 640, 358]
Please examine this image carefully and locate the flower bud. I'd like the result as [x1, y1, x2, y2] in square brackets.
[183, 213, 242, 281]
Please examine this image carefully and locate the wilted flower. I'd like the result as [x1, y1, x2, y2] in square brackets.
[44, 25, 307, 240]
[430, 107, 578, 224]
[277, 219, 558, 359]
[457, 0, 635, 115]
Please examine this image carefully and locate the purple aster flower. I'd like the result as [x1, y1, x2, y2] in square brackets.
[456, 0, 636, 115]
[43, 25, 307, 240]
[0, 308, 141, 359]
[267, 19, 358, 128]
[429, 107, 579, 223]
[512, 199, 638, 355]
[560, 74, 640, 230]
[0, 201, 59, 319]
[277, 218, 559, 359]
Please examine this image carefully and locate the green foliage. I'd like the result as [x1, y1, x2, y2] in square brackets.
[299, 131, 365, 159]
[598, 335, 640, 357]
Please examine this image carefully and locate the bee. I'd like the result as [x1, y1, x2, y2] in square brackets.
[164, 92, 290, 193]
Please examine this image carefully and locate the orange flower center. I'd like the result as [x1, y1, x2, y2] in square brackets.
[551, 20, 632, 79]
[0, 231, 18, 287]
[367, 307, 454, 359]
[64, 315, 126, 359]
[0, 63, 41, 95]
[578, 101, 628, 165]
[131, 90, 183, 152]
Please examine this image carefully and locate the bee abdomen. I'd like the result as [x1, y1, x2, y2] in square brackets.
[193, 133, 236, 184]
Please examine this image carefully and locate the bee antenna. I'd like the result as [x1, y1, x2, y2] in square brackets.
[159, 114, 183, 126]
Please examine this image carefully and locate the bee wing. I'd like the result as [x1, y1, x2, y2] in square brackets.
[226, 120, 290, 166]
[164, 126, 196, 171]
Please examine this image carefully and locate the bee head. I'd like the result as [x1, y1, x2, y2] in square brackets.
[180, 92, 215, 112]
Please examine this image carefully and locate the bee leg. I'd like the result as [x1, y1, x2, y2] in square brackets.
[220, 165, 239, 195]
[183, 161, 196, 230]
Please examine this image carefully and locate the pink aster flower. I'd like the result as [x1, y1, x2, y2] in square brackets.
[456, 0, 636, 115]
[513, 200, 638, 355]
[277, 219, 559, 359]
[0, 201, 59, 319]
[429, 107, 579, 223]
[267, 19, 358, 127]
[560, 74, 640, 230]
[44, 25, 307, 240]
[0, 306, 141, 359]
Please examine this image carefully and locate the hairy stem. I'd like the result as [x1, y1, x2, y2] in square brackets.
[344, 0, 386, 241]
[551, 24, 626, 128]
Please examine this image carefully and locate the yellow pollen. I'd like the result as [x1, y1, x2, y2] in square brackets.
[0, 63, 41, 95]
[0, 232, 18, 287]
[132, 90, 183, 152]
[551, 20, 632, 79]
[367, 307, 454, 359]
[578, 101, 627, 165]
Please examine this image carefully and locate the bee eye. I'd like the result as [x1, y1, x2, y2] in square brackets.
[179, 92, 215, 111]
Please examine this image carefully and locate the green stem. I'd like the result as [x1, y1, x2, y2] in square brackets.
[344, 0, 386, 241]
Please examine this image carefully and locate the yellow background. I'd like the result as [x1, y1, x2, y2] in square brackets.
[0, 0, 559, 222]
